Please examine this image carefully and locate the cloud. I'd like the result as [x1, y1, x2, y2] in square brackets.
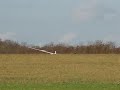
[59, 33, 77, 43]
[72, 0, 97, 22]
[0, 32, 16, 41]
[72, 0, 118, 22]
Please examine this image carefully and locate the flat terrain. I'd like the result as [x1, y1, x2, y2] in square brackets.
[0, 54, 120, 90]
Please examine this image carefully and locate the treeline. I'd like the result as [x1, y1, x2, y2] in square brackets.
[0, 39, 120, 54]
[0, 40, 39, 54]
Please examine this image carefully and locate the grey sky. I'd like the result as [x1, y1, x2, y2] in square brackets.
[0, 0, 120, 45]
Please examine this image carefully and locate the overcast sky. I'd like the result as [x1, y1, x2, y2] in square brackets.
[0, 0, 120, 46]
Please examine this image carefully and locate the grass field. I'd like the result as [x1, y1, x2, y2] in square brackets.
[0, 54, 120, 90]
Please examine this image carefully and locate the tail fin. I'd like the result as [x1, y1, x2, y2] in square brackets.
[55, 51, 57, 54]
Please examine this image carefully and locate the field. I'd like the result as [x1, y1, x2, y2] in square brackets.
[0, 54, 120, 90]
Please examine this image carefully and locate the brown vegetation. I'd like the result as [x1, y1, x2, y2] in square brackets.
[0, 39, 120, 54]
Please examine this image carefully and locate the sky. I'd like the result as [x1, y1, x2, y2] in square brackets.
[0, 0, 120, 46]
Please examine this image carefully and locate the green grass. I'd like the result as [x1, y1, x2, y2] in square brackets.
[0, 82, 120, 90]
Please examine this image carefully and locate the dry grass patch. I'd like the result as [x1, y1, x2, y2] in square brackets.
[0, 54, 120, 83]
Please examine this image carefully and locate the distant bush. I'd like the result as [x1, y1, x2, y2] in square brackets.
[0, 39, 120, 54]
[0, 39, 40, 54]
[41, 40, 120, 54]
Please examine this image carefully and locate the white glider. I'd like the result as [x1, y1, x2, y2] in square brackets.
[28, 47, 57, 55]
